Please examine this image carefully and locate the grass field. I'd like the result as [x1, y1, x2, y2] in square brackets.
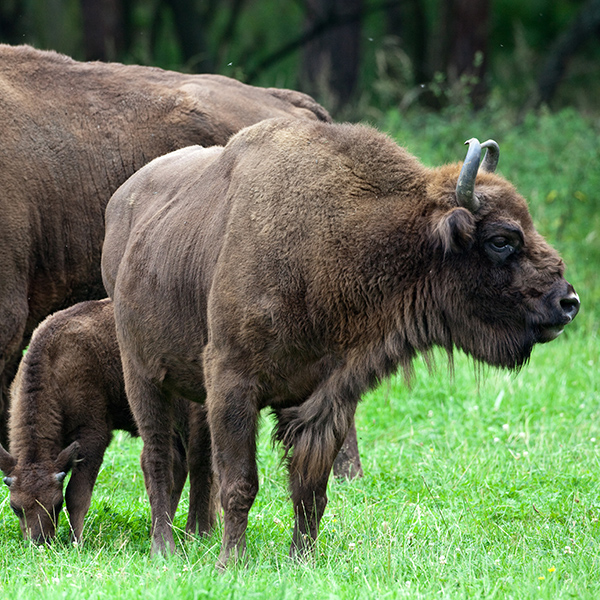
[0, 108, 597, 599]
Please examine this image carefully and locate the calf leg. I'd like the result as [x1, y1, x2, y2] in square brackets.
[186, 403, 215, 536]
[64, 434, 110, 542]
[170, 432, 188, 520]
[122, 354, 176, 556]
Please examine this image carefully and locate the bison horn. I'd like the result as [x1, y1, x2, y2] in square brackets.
[456, 138, 483, 212]
[3, 476, 13, 487]
[480, 139, 500, 173]
[456, 138, 501, 212]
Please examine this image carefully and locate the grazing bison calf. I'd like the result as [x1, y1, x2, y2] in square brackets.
[103, 118, 579, 566]
[0, 299, 214, 543]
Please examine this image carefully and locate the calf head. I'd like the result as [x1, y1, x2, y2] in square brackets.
[0, 441, 79, 543]
[428, 138, 579, 368]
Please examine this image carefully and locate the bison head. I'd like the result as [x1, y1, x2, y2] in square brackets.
[427, 138, 579, 368]
[0, 441, 79, 543]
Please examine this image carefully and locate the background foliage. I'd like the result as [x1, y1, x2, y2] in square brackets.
[1, 0, 600, 116]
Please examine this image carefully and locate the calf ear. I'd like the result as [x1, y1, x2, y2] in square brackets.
[433, 207, 476, 254]
[54, 441, 80, 474]
[0, 445, 16, 475]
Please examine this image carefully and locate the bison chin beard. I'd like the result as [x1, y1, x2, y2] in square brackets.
[455, 326, 536, 372]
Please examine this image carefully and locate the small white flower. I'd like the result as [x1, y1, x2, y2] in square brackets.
[502, 423, 509, 432]
[493, 437, 500, 443]
[563, 545, 574, 555]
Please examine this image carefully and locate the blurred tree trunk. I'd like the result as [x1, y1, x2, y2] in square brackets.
[0, 0, 25, 44]
[386, 0, 428, 85]
[162, 0, 215, 72]
[431, 0, 490, 108]
[80, 0, 125, 61]
[532, 0, 600, 107]
[301, 0, 363, 111]
[217, 0, 246, 67]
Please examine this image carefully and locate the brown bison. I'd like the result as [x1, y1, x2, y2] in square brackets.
[0, 43, 330, 446]
[0, 299, 214, 543]
[102, 118, 579, 566]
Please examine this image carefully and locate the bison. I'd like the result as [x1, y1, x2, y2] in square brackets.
[0, 299, 214, 543]
[102, 118, 579, 566]
[0, 43, 330, 446]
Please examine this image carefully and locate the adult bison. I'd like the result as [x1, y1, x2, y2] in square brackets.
[0, 43, 330, 446]
[102, 118, 579, 566]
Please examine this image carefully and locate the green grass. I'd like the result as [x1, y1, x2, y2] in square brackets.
[0, 108, 597, 598]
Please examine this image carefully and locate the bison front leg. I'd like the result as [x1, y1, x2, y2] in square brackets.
[205, 356, 259, 569]
[122, 355, 177, 556]
[333, 417, 363, 480]
[275, 396, 356, 558]
[0, 292, 29, 447]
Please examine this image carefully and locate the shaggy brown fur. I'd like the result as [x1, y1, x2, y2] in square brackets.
[0, 43, 330, 446]
[0, 299, 214, 543]
[102, 118, 579, 566]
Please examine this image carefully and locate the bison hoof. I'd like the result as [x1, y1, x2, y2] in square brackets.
[289, 533, 316, 560]
[150, 536, 176, 558]
[216, 542, 248, 571]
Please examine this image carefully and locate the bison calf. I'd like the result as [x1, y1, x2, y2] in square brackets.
[0, 299, 214, 543]
[103, 118, 579, 566]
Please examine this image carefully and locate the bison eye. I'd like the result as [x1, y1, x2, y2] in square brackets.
[485, 235, 519, 264]
[490, 236, 512, 250]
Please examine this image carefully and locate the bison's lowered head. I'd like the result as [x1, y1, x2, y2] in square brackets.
[0, 441, 79, 543]
[425, 137, 580, 368]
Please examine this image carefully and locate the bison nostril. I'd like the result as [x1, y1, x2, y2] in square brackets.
[560, 291, 580, 321]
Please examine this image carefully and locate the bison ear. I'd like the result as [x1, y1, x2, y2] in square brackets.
[55, 441, 80, 475]
[0, 444, 16, 475]
[433, 207, 476, 254]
